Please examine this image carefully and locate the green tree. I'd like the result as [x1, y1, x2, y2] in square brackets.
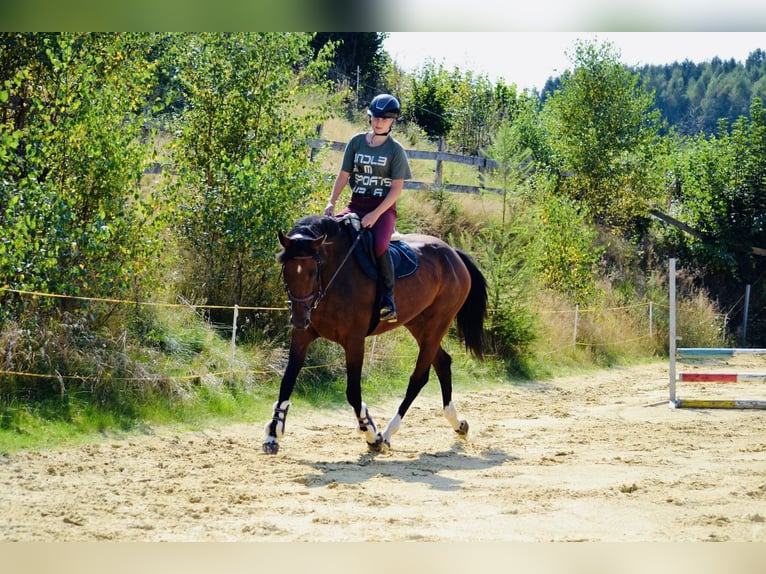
[483, 118, 533, 228]
[666, 98, 766, 343]
[542, 39, 665, 234]
[476, 119, 539, 359]
[0, 33, 164, 311]
[448, 72, 523, 156]
[536, 193, 602, 303]
[310, 32, 389, 111]
[672, 98, 766, 284]
[167, 33, 341, 309]
[408, 60, 453, 141]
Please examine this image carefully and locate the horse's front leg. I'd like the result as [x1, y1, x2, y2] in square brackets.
[262, 328, 316, 455]
[344, 340, 383, 451]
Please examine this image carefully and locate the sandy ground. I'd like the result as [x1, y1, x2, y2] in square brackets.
[1, 360, 765, 542]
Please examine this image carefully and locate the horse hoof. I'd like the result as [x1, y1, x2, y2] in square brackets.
[456, 420, 469, 436]
[262, 440, 280, 455]
[367, 436, 383, 452]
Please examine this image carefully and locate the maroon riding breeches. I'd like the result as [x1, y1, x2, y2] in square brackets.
[337, 205, 396, 257]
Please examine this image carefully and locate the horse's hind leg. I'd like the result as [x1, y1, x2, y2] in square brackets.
[344, 340, 383, 450]
[380, 368, 429, 447]
[432, 345, 469, 436]
[380, 336, 441, 447]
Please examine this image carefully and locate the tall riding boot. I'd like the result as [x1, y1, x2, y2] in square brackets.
[376, 252, 398, 323]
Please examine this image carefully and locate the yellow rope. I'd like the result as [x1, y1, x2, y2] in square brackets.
[0, 287, 287, 312]
[0, 368, 268, 382]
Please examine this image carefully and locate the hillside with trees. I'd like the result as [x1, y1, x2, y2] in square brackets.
[542, 48, 766, 137]
[1, 32, 764, 443]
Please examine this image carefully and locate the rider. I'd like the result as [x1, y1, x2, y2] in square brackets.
[325, 93, 412, 323]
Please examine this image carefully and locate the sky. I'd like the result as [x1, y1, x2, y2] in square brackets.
[383, 32, 766, 92]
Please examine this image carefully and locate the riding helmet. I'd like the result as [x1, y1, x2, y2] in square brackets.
[367, 94, 401, 119]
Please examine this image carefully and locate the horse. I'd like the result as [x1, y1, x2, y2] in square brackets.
[262, 214, 488, 455]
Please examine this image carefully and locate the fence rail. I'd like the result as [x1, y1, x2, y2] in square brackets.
[309, 139, 500, 195]
[144, 140, 502, 195]
[308, 138, 498, 169]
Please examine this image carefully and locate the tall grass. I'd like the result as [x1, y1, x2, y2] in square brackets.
[0, 304, 276, 453]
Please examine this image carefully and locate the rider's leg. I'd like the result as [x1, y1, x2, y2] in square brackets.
[372, 209, 397, 323]
[376, 251, 397, 322]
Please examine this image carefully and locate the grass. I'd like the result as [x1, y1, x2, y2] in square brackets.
[0, 377, 275, 454]
[0, 328, 503, 455]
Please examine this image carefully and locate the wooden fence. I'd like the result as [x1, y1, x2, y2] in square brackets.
[310, 138, 501, 195]
[145, 139, 502, 195]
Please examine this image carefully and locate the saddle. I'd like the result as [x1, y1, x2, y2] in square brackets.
[339, 214, 418, 281]
[339, 214, 418, 334]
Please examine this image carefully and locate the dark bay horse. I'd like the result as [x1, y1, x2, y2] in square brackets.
[262, 215, 487, 455]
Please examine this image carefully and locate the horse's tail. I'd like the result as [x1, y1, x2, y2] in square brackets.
[455, 249, 488, 360]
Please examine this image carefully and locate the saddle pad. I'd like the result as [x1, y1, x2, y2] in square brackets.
[341, 215, 418, 281]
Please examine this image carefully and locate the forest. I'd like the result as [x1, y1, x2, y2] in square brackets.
[1, 32, 764, 437]
[543, 48, 766, 137]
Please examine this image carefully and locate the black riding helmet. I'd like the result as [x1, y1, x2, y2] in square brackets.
[367, 94, 401, 119]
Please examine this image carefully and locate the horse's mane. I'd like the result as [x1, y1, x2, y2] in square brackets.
[288, 215, 342, 240]
[276, 215, 343, 263]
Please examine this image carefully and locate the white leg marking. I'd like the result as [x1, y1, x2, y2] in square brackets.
[264, 400, 291, 440]
[357, 402, 380, 444]
[382, 413, 402, 445]
[443, 401, 460, 431]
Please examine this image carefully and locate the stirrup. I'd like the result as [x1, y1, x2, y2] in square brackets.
[379, 305, 398, 322]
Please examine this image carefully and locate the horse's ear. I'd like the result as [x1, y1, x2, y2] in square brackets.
[312, 234, 327, 251]
[278, 230, 291, 249]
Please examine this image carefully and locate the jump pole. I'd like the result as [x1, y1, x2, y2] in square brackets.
[673, 399, 766, 409]
[679, 372, 766, 383]
[677, 348, 766, 358]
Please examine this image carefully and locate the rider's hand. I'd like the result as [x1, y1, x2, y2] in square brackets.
[361, 212, 378, 228]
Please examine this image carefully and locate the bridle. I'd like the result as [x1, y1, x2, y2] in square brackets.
[282, 233, 361, 316]
[282, 255, 323, 314]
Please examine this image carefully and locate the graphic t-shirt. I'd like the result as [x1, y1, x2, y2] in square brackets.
[341, 133, 412, 204]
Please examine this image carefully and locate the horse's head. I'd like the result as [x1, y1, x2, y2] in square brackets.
[277, 228, 327, 330]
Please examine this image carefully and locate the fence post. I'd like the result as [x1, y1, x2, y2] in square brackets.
[435, 138, 444, 185]
[229, 304, 239, 380]
[742, 284, 751, 346]
[573, 304, 579, 353]
[649, 301, 653, 340]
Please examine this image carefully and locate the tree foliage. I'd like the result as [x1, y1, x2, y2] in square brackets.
[670, 98, 766, 283]
[638, 50, 766, 136]
[447, 72, 523, 156]
[407, 59, 454, 141]
[406, 60, 525, 155]
[542, 39, 665, 233]
[310, 32, 389, 111]
[3, 29, 766, 368]
[166, 32, 341, 308]
[0, 33, 164, 314]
